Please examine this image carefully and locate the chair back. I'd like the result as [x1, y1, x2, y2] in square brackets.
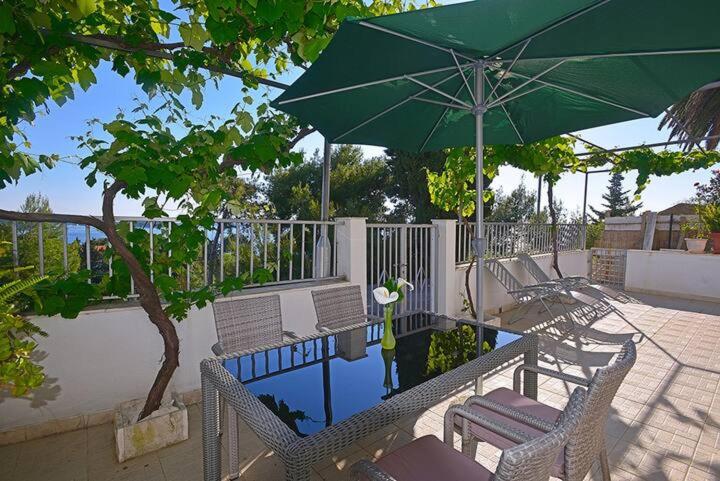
[495, 387, 586, 481]
[517, 253, 552, 284]
[485, 259, 526, 302]
[212, 295, 283, 354]
[565, 340, 637, 480]
[312, 285, 366, 331]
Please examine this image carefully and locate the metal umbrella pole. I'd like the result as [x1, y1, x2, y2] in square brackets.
[473, 63, 486, 393]
[473, 63, 486, 327]
[315, 138, 332, 277]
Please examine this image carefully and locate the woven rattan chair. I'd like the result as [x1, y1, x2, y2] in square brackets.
[211, 294, 286, 474]
[457, 340, 636, 481]
[350, 387, 587, 481]
[211, 295, 284, 355]
[312, 285, 367, 331]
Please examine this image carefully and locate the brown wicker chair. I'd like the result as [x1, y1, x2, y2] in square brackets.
[457, 340, 636, 481]
[211, 294, 284, 355]
[350, 387, 587, 481]
[311, 285, 367, 331]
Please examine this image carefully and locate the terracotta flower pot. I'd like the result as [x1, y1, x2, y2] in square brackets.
[711, 232, 720, 254]
[685, 238, 708, 254]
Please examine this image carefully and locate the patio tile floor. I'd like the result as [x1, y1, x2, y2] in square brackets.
[1, 292, 719, 481]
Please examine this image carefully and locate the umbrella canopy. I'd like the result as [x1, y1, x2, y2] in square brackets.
[273, 0, 720, 150]
[272, 0, 720, 325]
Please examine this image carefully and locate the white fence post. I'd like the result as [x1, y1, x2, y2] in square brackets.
[336, 217, 368, 311]
[431, 219, 456, 316]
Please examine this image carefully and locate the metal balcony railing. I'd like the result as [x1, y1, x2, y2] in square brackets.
[456, 222, 585, 264]
[0, 217, 340, 297]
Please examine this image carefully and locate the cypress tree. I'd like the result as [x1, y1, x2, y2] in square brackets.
[589, 172, 643, 220]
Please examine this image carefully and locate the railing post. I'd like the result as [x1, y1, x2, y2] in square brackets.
[399, 226, 408, 311]
[431, 219, 456, 316]
[314, 223, 332, 278]
[335, 218, 367, 311]
[11, 221, 18, 267]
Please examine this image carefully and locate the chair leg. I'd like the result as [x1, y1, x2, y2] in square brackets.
[462, 437, 478, 458]
[228, 407, 240, 479]
[461, 419, 478, 458]
[599, 448, 611, 481]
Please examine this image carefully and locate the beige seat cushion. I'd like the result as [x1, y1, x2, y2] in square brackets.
[374, 435, 493, 481]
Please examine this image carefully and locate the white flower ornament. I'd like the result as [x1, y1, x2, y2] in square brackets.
[397, 278, 415, 291]
[373, 287, 399, 305]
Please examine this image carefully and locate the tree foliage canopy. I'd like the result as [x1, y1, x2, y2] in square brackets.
[0, 0, 425, 186]
[266, 145, 390, 221]
[1, 0, 429, 416]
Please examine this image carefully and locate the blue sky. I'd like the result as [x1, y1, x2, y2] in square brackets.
[1, 7, 716, 217]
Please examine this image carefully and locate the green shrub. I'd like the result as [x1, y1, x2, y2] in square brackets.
[698, 203, 720, 233]
[0, 242, 47, 396]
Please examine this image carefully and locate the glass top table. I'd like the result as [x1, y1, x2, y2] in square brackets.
[222, 312, 522, 436]
[201, 312, 538, 481]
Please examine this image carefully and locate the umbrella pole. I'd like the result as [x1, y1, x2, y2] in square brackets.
[474, 63, 486, 393]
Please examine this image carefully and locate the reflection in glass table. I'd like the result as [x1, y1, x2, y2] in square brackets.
[222, 312, 522, 436]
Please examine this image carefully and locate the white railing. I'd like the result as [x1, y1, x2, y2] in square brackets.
[366, 223, 435, 318]
[0, 217, 340, 295]
[456, 222, 585, 264]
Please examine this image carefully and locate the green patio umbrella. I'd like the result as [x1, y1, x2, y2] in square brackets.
[272, 0, 720, 324]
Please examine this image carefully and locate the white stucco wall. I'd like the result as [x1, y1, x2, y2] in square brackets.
[625, 250, 720, 302]
[451, 250, 591, 317]
[0, 281, 352, 434]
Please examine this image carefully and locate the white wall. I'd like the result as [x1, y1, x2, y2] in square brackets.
[0, 281, 352, 433]
[625, 250, 720, 302]
[451, 251, 591, 317]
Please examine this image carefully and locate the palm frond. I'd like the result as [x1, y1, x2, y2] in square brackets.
[661, 87, 720, 151]
[0, 276, 47, 303]
[0, 266, 35, 278]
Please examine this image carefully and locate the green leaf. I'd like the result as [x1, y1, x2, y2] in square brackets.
[256, 0, 283, 22]
[191, 89, 203, 109]
[0, 6, 15, 34]
[76, 0, 97, 17]
[33, 61, 71, 79]
[237, 111, 253, 133]
[298, 36, 331, 62]
[179, 22, 209, 51]
[77, 69, 97, 91]
[118, 166, 148, 186]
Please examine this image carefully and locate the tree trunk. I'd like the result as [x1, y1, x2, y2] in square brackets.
[0, 198, 179, 421]
[102, 182, 180, 421]
[546, 182, 563, 279]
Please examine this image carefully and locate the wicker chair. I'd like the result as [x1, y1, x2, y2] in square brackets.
[311, 285, 367, 331]
[457, 340, 636, 481]
[211, 294, 284, 355]
[211, 294, 286, 475]
[350, 387, 587, 481]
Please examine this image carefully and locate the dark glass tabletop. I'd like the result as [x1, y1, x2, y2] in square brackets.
[222, 312, 522, 437]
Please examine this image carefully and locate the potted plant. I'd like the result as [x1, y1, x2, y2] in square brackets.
[681, 219, 709, 254]
[698, 203, 720, 254]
